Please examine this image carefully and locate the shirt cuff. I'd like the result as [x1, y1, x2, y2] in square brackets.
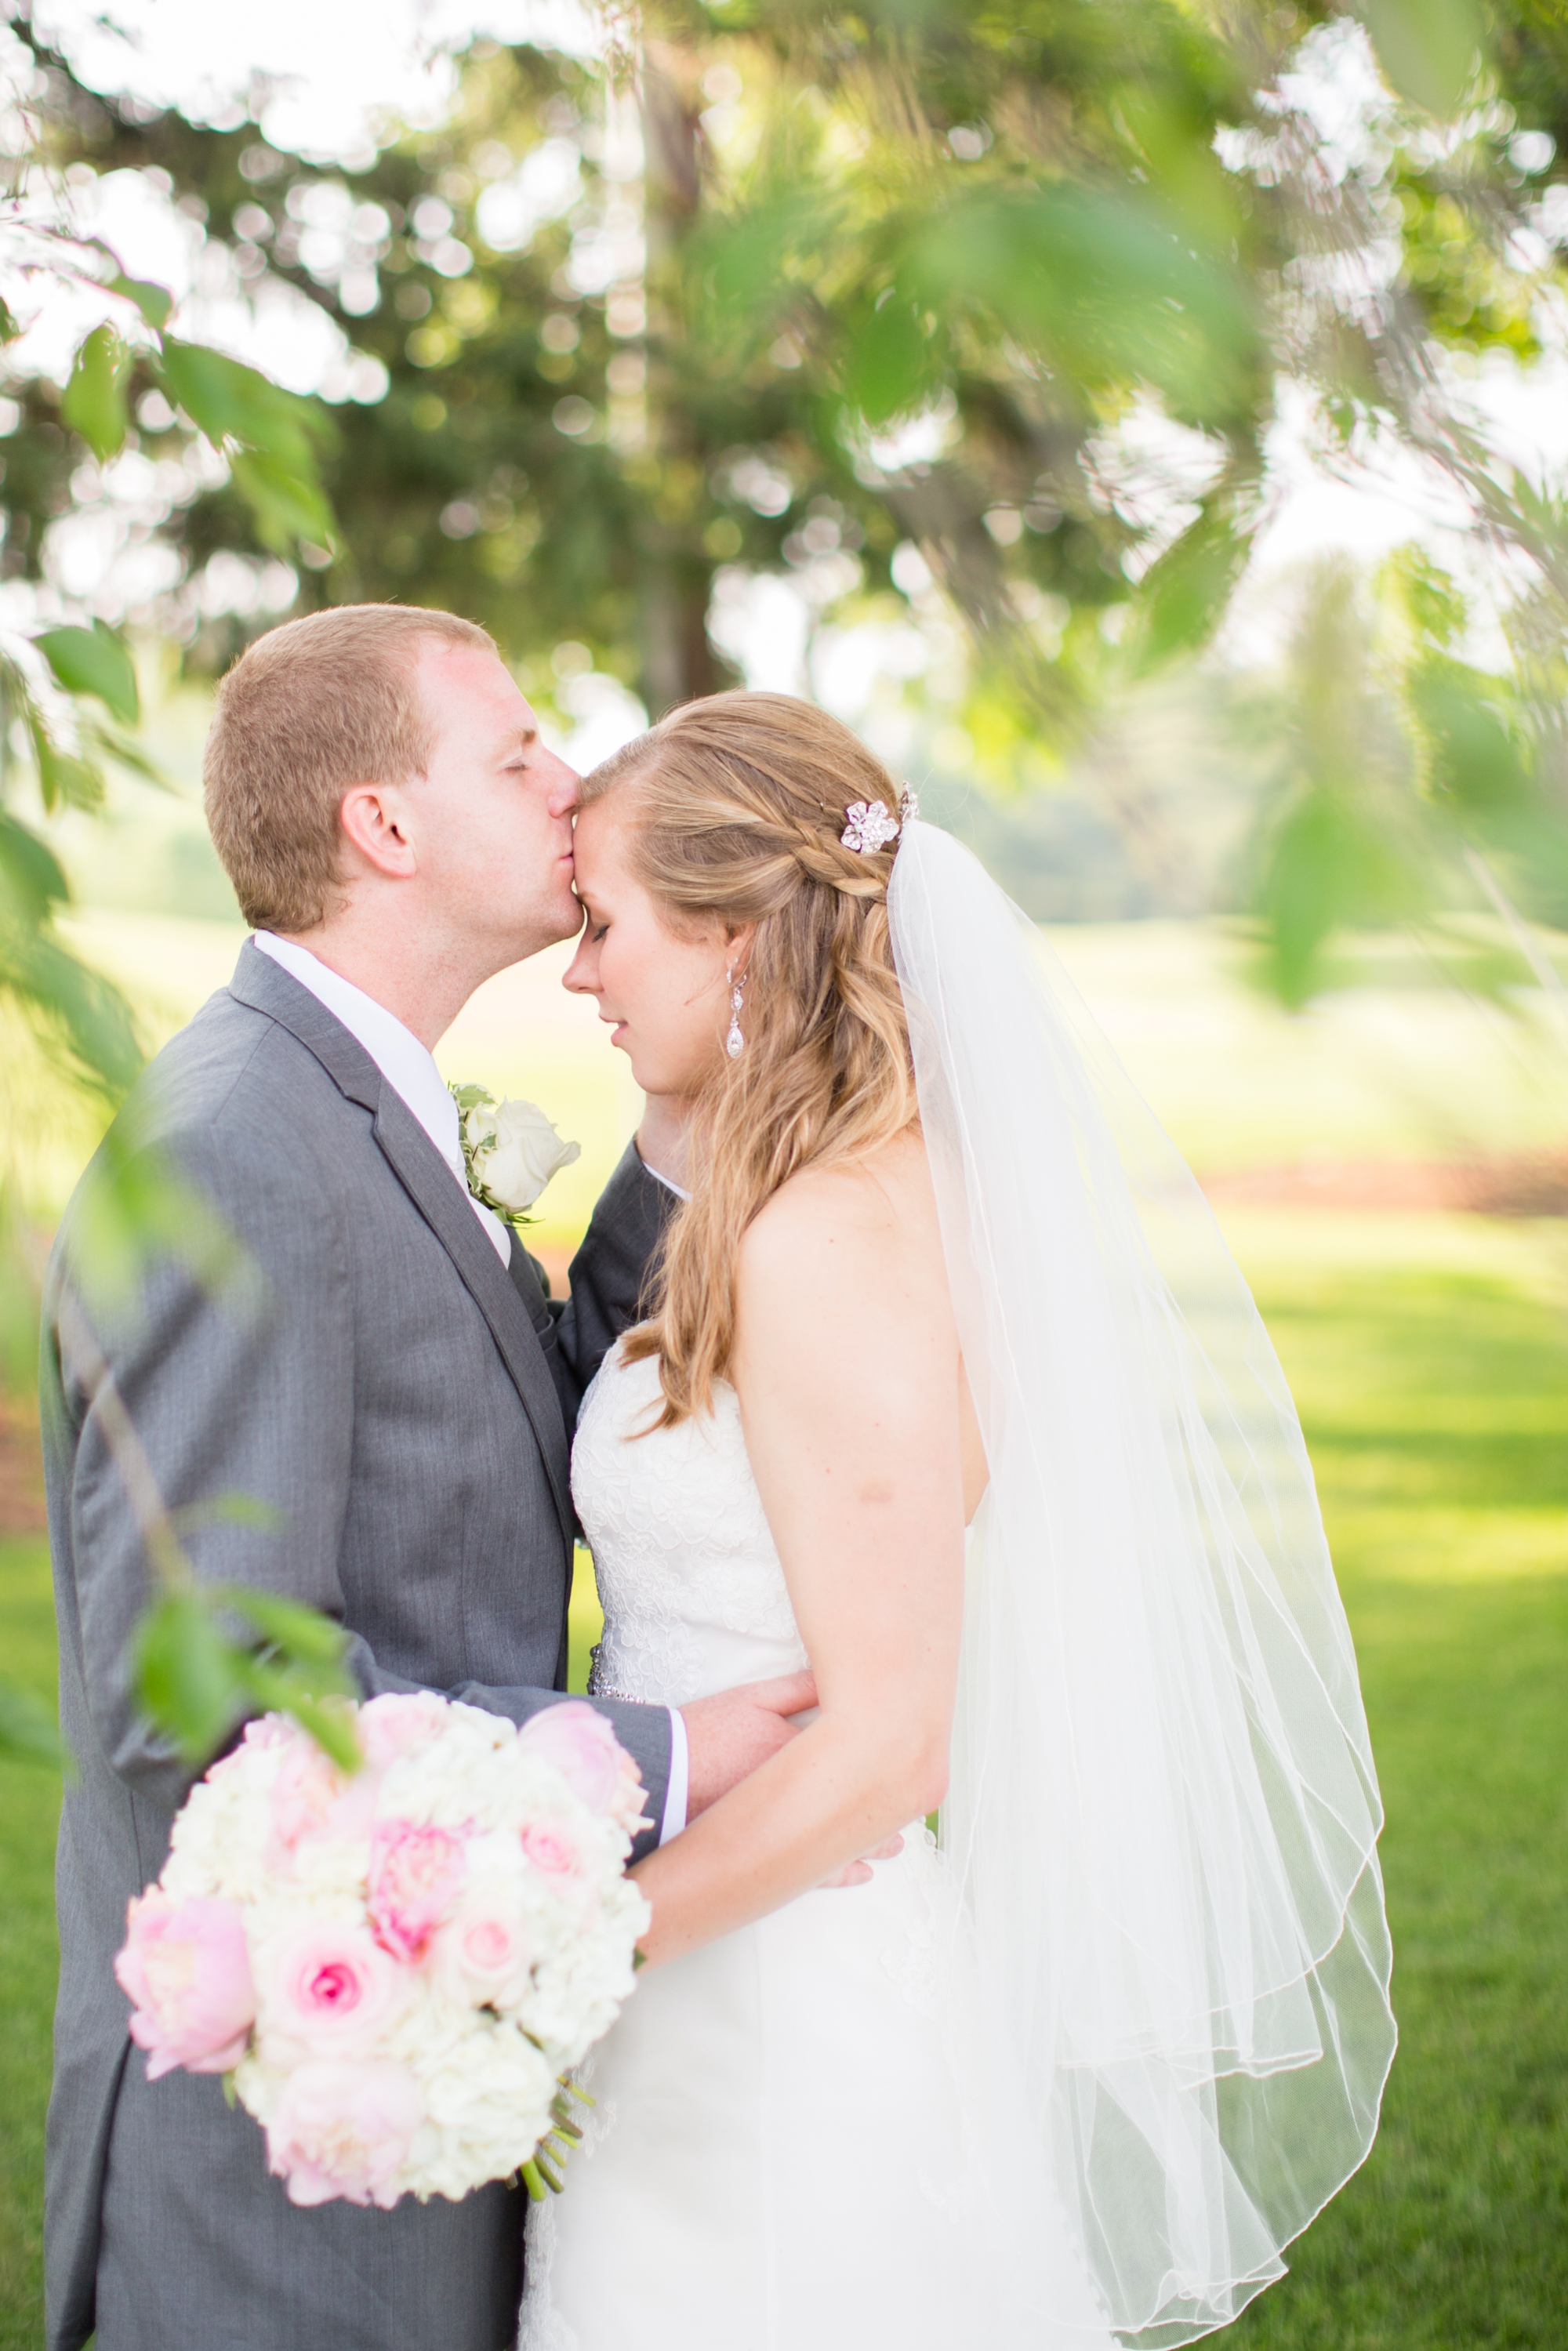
[659, 1705, 689, 1843]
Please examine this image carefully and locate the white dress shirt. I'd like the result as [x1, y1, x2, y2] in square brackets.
[252, 932, 688, 1842]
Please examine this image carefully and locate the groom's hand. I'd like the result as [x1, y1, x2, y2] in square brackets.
[681, 1671, 817, 1819]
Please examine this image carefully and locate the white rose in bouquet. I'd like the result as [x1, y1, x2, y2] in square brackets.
[450, 1084, 581, 1223]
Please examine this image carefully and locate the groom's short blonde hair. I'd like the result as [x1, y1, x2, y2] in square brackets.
[204, 603, 496, 934]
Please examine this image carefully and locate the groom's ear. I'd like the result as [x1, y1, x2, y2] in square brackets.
[339, 781, 419, 880]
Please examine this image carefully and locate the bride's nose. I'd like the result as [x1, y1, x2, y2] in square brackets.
[563, 923, 597, 996]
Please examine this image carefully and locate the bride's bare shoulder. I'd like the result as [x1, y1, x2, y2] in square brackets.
[737, 1129, 941, 1305]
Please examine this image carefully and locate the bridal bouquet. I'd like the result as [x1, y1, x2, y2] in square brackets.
[114, 1694, 651, 2210]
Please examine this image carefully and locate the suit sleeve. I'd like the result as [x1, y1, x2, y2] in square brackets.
[52, 1119, 670, 1849]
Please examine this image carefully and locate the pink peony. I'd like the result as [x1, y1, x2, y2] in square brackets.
[517, 1702, 630, 1814]
[265, 2058, 423, 2209]
[205, 1716, 285, 1786]
[431, 1897, 534, 2008]
[265, 1738, 372, 1867]
[114, 1892, 256, 2081]
[358, 1692, 452, 1774]
[367, 1819, 468, 1962]
[256, 1923, 407, 2057]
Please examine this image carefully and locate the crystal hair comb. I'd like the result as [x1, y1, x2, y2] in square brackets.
[840, 787, 920, 854]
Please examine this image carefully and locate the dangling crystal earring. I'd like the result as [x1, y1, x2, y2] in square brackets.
[725, 966, 746, 1059]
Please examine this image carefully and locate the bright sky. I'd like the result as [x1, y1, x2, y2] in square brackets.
[30, 0, 596, 162]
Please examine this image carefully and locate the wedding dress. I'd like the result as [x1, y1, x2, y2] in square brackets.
[518, 1344, 1119, 2351]
[521, 820, 1394, 2349]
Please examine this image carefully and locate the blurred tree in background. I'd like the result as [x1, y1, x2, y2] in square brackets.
[9, 0, 1568, 996]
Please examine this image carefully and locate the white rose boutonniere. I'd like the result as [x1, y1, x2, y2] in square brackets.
[449, 1083, 581, 1226]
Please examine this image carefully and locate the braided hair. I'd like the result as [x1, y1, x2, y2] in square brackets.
[577, 689, 917, 1426]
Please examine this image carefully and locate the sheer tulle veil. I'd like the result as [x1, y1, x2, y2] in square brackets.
[887, 821, 1396, 2346]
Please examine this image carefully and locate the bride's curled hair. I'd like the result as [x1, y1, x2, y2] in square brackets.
[579, 690, 916, 1425]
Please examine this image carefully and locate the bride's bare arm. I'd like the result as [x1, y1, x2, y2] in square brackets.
[629, 1148, 966, 1968]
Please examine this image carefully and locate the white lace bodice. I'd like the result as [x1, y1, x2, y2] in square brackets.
[572, 1344, 809, 1709]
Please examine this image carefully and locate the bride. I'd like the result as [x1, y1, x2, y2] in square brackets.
[519, 691, 1395, 2349]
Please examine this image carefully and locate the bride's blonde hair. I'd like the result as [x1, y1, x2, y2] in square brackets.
[579, 690, 916, 1425]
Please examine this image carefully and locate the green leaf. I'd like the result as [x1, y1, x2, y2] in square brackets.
[841, 296, 935, 429]
[29, 716, 104, 815]
[0, 924, 143, 1099]
[0, 809, 70, 923]
[227, 450, 338, 557]
[1356, 0, 1483, 118]
[135, 1593, 245, 1764]
[239, 1677, 361, 1775]
[111, 274, 174, 331]
[905, 185, 1258, 426]
[1255, 789, 1428, 1007]
[216, 1583, 349, 1667]
[79, 719, 173, 792]
[1407, 662, 1531, 816]
[0, 296, 19, 343]
[61, 325, 129, 462]
[172, 1494, 287, 1537]
[157, 340, 332, 471]
[0, 1681, 64, 1769]
[1130, 498, 1256, 673]
[35, 623, 140, 724]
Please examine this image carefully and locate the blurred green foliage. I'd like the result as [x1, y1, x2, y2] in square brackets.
[13, 0, 1568, 988]
[0, 123, 347, 1769]
[0, 226, 333, 1094]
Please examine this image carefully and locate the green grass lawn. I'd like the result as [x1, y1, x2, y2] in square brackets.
[1, 1217, 1564, 2347]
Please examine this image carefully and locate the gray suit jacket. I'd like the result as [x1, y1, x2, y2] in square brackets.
[40, 940, 673, 2351]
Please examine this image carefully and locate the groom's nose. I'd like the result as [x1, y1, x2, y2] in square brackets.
[545, 759, 582, 819]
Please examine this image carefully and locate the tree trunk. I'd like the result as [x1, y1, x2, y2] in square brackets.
[634, 43, 735, 715]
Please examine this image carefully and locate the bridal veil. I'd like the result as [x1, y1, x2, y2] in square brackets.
[887, 821, 1396, 2346]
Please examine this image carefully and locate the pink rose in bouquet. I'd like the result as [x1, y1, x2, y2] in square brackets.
[258, 1923, 407, 2057]
[520, 1817, 585, 1879]
[266, 1737, 374, 1865]
[433, 1896, 535, 2008]
[266, 2058, 423, 2209]
[114, 1892, 255, 2079]
[367, 1819, 468, 1961]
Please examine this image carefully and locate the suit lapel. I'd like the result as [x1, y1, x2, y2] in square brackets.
[227, 940, 573, 1546]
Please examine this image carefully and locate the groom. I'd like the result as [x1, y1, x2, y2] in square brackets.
[40, 604, 815, 2351]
